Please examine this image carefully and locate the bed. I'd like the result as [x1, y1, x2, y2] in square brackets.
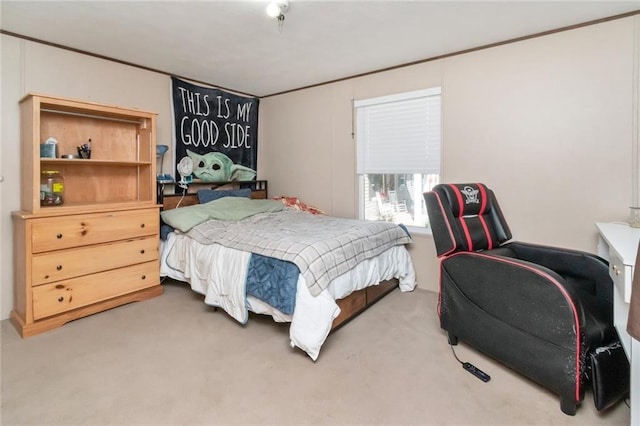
[159, 181, 416, 360]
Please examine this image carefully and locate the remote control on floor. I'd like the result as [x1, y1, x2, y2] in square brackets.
[463, 362, 491, 382]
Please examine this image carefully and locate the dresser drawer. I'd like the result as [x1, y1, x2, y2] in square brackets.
[31, 209, 159, 253]
[32, 260, 159, 320]
[32, 236, 159, 286]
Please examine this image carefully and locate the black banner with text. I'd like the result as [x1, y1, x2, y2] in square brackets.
[171, 77, 259, 182]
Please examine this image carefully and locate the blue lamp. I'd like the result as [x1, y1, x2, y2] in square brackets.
[156, 145, 169, 175]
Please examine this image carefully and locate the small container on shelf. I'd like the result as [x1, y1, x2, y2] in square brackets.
[39, 137, 58, 158]
[40, 170, 64, 206]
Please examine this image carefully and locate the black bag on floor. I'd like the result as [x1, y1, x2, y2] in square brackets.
[589, 341, 630, 411]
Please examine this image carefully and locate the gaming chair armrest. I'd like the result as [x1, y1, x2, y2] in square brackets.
[441, 252, 584, 350]
[505, 241, 613, 306]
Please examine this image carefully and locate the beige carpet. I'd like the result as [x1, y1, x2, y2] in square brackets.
[1, 280, 631, 425]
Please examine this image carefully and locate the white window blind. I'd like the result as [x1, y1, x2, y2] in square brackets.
[355, 87, 441, 175]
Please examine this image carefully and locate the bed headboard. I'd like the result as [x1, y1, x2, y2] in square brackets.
[161, 180, 268, 210]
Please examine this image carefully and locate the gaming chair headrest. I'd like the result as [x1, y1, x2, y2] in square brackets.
[425, 183, 512, 256]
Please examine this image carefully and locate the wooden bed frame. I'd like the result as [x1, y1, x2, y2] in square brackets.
[160, 179, 399, 332]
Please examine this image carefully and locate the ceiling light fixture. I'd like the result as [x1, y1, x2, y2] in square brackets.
[266, 0, 289, 22]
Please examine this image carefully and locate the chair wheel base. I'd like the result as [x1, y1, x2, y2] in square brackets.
[448, 333, 458, 345]
[560, 398, 577, 416]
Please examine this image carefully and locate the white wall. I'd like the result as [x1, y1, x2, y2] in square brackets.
[441, 19, 636, 249]
[261, 16, 640, 293]
[0, 35, 174, 320]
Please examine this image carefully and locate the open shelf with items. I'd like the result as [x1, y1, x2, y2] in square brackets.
[11, 94, 163, 338]
[20, 93, 157, 214]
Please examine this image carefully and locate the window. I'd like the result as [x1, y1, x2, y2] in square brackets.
[355, 88, 441, 230]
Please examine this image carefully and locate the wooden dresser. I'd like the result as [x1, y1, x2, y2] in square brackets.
[11, 94, 163, 337]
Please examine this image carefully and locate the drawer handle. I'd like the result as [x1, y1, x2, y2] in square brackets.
[56, 265, 62, 271]
[57, 296, 64, 302]
[140, 223, 145, 228]
[141, 275, 146, 280]
[56, 233, 63, 239]
[140, 249, 145, 254]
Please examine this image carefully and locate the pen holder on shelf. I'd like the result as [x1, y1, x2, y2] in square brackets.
[77, 146, 91, 159]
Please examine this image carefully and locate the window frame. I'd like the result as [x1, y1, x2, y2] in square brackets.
[355, 87, 442, 235]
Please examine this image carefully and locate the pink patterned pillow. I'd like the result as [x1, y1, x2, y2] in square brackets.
[271, 196, 325, 215]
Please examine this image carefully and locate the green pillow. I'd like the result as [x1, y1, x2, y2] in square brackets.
[200, 197, 284, 221]
[160, 197, 284, 232]
[160, 204, 212, 232]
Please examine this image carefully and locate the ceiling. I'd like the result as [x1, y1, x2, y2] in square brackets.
[1, 1, 639, 97]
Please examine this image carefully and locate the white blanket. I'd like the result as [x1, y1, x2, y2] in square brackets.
[160, 232, 416, 360]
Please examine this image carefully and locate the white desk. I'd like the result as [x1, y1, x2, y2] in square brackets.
[596, 222, 640, 424]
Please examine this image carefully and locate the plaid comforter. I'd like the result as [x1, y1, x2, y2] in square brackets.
[186, 209, 412, 296]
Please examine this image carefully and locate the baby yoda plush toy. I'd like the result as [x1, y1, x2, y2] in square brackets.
[185, 149, 256, 182]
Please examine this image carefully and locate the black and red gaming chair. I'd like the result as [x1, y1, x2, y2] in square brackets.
[424, 183, 621, 415]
